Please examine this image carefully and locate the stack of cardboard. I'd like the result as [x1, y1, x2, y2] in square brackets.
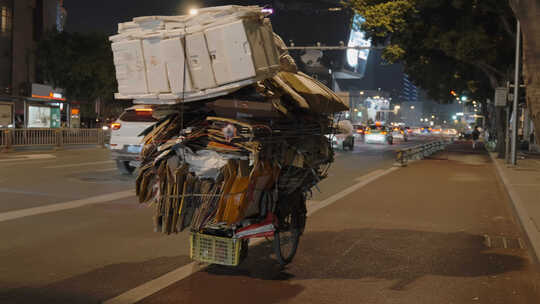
[113, 6, 348, 235]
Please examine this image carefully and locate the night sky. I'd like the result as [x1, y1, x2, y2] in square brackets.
[64, 0, 274, 34]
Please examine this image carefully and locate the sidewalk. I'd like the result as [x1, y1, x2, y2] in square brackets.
[490, 151, 540, 262]
[139, 142, 540, 304]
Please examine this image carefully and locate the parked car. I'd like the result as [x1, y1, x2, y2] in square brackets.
[109, 105, 157, 175]
[364, 125, 393, 145]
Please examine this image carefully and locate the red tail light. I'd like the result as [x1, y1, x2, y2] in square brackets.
[135, 108, 153, 116]
[111, 122, 121, 130]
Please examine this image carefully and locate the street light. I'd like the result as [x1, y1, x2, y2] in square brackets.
[189, 8, 199, 15]
[410, 105, 415, 109]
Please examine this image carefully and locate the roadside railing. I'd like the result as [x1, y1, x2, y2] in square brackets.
[395, 140, 449, 167]
[0, 128, 109, 151]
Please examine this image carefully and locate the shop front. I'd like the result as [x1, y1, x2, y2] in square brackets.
[0, 99, 15, 128]
[24, 83, 75, 128]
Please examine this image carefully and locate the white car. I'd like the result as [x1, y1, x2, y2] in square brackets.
[391, 127, 408, 142]
[109, 105, 156, 174]
[364, 125, 393, 144]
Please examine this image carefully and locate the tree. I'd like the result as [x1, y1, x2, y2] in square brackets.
[347, 0, 522, 155]
[508, 0, 540, 146]
[37, 31, 117, 105]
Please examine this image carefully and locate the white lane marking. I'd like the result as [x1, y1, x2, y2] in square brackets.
[353, 169, 385, 182]
[307, 168, 397, 216]
[44, 160, 114, 169]
[0, 154, 56, 163]
[103, 166, 398, 304]
[0, 190, 135, 223]
[0, 187, 73, 198]
[88, 167, 117, 173]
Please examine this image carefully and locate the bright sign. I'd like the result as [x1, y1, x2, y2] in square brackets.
[347, 15, 371, 71]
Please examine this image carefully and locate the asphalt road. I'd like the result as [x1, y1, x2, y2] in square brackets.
[1, 135, 537, 303]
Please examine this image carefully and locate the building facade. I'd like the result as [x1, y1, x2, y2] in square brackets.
[0, 0, 67, 127]
[0, 0, 13, 96]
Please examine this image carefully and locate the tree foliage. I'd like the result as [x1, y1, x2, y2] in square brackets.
[37, 31, 117, 102]
[347, 0, 516, 103]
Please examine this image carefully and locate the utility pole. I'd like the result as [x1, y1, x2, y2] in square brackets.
[511, 20, 520, 166]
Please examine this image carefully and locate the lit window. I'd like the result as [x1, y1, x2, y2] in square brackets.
[1, 6, 12, 34]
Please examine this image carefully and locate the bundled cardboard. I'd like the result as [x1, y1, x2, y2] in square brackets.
[121, 6, 348, 236]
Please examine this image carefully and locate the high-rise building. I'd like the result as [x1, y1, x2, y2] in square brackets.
[0, 0, 13, 95]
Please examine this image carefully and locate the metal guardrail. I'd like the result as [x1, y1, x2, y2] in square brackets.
[0, 128, 109, 151]
[395, 140, 450, 167]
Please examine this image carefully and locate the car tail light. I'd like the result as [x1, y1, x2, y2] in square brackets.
[135, 108, 153, 116]
[381, 131, 387, 135]
[111, 122, 121, 130]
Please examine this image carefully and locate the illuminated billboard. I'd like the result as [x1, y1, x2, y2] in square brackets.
[346, 15, 371, 75]
[28, 106, 51, 128]
[364, 96, 390, 122]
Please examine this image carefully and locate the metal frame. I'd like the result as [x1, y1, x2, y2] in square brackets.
[0, 128, 107, 151]
[395, 140, 449, 167]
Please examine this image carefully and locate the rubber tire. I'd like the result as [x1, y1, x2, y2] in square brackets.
[273, 197, 305, 267]
[116, 160, 135, 175]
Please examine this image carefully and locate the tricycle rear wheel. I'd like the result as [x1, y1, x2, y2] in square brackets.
[273, 194, 306, 266]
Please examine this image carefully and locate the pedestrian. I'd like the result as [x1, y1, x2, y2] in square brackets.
[472, 126, 480, 149]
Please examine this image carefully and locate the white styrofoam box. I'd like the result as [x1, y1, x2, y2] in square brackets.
[118, 21, 139, 33]
[111, 40, 149, 95]
[115, 92, 157, 100]
[111, 6, 280, 103]
[160, 37, 194, 94]
[259, 20, 281, 71]
[243, 19, 280, 77]
[185, 32, 217, 90]
[132, 16, 166, 31]
[204, 20, 256, 85]
[132, 77, 255, 104]
[142, 35, 170, 93]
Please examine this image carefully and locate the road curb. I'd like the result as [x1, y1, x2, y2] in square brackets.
[489, 152, 540, 262]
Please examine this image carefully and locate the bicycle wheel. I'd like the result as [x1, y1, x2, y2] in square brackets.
[273, 195, 306, 266]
